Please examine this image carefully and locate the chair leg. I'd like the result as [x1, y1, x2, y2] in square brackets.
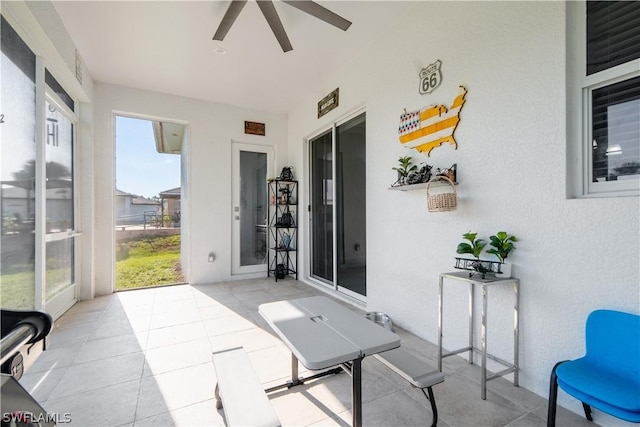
[582, 402, 593, 421]
[421, 386, 439, 427]
[547, 361, 567, 427]
[214, 383, 223, 410]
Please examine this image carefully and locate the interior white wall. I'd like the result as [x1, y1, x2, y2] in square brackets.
[93, 83, 287, 295]
[287, 1, 639, 423]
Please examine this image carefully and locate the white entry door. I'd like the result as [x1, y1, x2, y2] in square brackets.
[231, 143, 274, 275]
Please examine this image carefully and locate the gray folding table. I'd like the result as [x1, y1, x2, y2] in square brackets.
[259, 296, 400, 427]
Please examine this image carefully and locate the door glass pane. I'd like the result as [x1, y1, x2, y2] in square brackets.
[311, 131, 333, 282]
[240, 151, 267, 266]
[45, 100, 74, 232]
[336, 113, 366, 296]
[1, 16, 37, 310]
[45, 239, 74, 302]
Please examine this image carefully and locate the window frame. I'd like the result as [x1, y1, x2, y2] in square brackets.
[573, 1, 640, 197]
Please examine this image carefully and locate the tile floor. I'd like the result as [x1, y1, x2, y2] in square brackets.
[20, 278, 598, 427]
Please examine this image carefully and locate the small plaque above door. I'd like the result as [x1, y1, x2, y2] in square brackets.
[318, 88, 339, 118]
[245, 121, 266, 136]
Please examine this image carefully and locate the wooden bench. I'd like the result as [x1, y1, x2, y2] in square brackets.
[374, 347, 445, 427]
[212, 347, 281, 427]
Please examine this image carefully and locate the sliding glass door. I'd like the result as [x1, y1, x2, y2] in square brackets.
[310, 131, 334, 283]
[310, 112, 366, 298]
[336, 114, 367, 296]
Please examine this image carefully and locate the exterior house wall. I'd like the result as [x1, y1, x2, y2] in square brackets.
[286, 2, 639, 423]
[115, 194, 159, 226]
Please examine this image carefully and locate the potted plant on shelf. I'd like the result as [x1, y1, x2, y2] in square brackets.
[392, 155, 418, 186]
[456, 232, 486, 259]
[486, 231, 517, 278]
[455, 232, 497, 278]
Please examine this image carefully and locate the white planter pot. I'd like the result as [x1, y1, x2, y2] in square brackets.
[496, 262, 512, 278]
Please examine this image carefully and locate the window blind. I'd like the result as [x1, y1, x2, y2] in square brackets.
[586, 1, 640, 75]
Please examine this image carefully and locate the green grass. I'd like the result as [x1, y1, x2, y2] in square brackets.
[116, 235, 183, 290]
[0, 270, 35, 310]
[1, 268, 73, 310]
[0, 235, 182, 307]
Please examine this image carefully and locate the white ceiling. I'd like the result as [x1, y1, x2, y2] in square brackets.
[52, 1, 417, 115]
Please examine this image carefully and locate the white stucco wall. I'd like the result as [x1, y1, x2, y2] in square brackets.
[92, 83, 288, 294]
[287, 1, 639, 422]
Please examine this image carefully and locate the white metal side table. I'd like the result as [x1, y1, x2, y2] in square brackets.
[437, 271, 519, 399]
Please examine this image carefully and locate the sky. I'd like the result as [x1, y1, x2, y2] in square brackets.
[115, 116, 180, 199]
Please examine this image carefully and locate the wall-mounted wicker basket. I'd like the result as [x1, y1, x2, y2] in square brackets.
[426, 175, 457, 212]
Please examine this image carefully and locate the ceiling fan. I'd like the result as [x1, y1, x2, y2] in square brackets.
[213, 0, 352, 52]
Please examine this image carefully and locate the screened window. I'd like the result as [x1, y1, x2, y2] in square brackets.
[45, 99, 75, 233]
[43, 76, 78, 309]
[1, 15, 37, 309]
[1, 13, 79, 313]
[583, 1, 640, 195]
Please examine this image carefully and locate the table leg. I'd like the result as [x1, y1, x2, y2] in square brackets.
[438, 275, 443, 371]
[481, 285, 488, 400]
[514, 280, 520, 387]
[291, 353, 299, 383]
[469, 282, 474, 364]
[352, 357, 363, 427]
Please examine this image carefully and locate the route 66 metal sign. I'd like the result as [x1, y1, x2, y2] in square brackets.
[419, 60, 443, 95]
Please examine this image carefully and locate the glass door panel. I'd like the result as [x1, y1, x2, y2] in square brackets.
[45, 100, 74, 233]
[309, 113, 366, 298]
[240, 151, 267, 267]
[231, 143, 273, 275]
[45, 239, 74, 301]
[310, 131, 334, 283]
[44, 97, 77, 315]
[1, 16, 37, 310]
[336, 113, 366, 297]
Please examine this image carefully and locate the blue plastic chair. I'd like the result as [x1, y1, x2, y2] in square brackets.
[547, 309, 640, 426]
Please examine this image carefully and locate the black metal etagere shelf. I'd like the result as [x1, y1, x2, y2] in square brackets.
[267, 180, 298, 281]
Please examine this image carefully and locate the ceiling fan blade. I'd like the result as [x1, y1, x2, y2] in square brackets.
[282, 0, 351, 31]
[256, 0, 293, 52]
[213, 0, 248, 41]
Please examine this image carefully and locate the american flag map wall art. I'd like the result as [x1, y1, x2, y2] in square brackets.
[399, 86, 467, 156]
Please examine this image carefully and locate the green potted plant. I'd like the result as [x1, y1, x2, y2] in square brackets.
[455, 232, 494, 278]
[392, 155, 418, 186]
[486, 231, 517, 277]
[456, 232, 486, 259]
